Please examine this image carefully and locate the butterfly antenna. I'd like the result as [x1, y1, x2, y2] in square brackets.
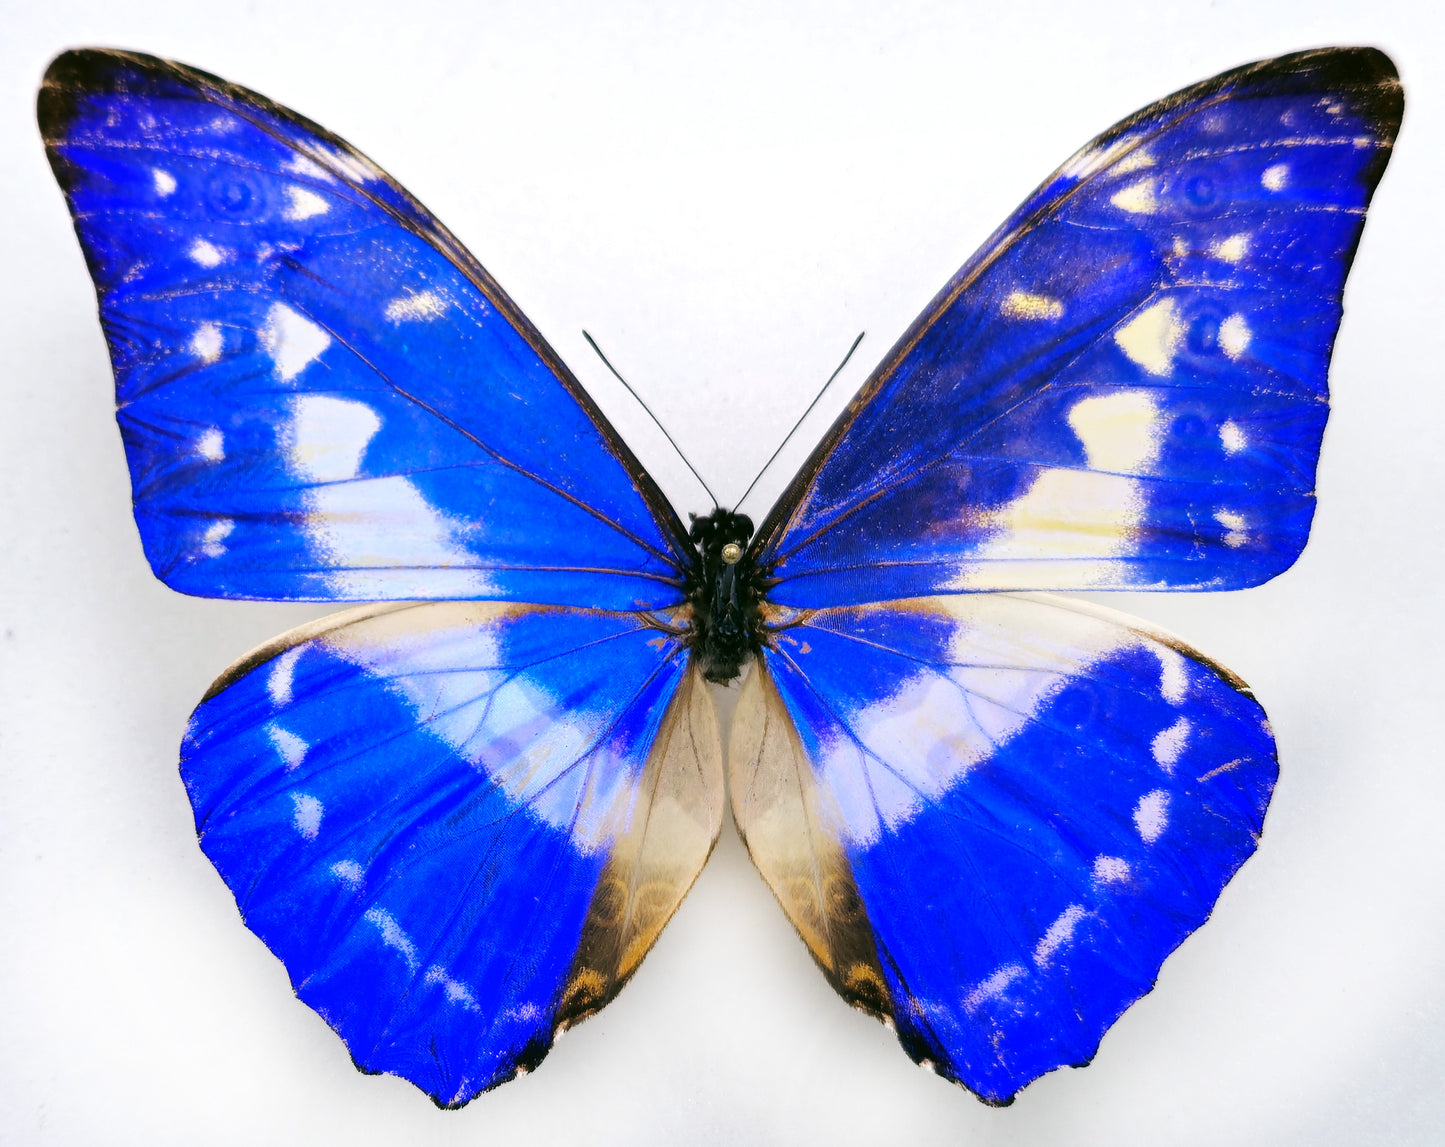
[733, 331, 865, 514]
[583, 331, 719, 510]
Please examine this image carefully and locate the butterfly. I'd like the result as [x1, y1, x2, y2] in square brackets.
[39, 46, 1400, 1108]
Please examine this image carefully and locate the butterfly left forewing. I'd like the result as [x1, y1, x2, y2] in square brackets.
[184, 601, 722, 1106]
[731, 594, 1275, 1103]
[40, 50, 689, 608]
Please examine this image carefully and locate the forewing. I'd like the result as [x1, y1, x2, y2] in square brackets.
[755, 48, 1401, 606]
[182, 602, 722, 1105]
[40, 50, 688, 607]
[730, 594, 1275, 1103]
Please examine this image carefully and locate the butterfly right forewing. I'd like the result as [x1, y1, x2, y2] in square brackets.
[752, 48, 1402, 607]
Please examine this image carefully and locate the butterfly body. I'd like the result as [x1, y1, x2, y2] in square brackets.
[685, 508, 761, 683]
[40, 46, 1400, 1108]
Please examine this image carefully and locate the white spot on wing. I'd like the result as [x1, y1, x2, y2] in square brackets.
[267, 724, 308, 770]
[284, 185, 330, 220]
[1151, 716, 1191, 773]
[1034, 904, 1086, 967]
[152, 168, 177, 196]
[1219, 420, 1247, 455]
[964, 963, 1026, 1011]
[1092, 856, 1131, 885]
[331, 860, 365, 889]
[947, 393, 1164, 590]
[317, 144, 385, 185]
[1115, 299, 1183, 376]
[285, 395, 380, 483]
[364, 907, 419, 971]
[1262, 163, 1289, 191]
[191, 322, 224, 364]
[200, 519, 233, 558]
[261, 303, 330, 382]
[189, 239, 225, 267]
[385, 291, 447, 322]
[425, 966, 479, 1009]
[1211, 233, 1250, 263]
[197, 428, 225, 461]
[1000, 291, 1063, 321]
[1111, 147, 1155, 175]
[1219, 314, 1251, 359]
[1215, 509, 1248, 548]
[286, 154, 334, 182]
[1111, 179, 1159, 214]
[267, 647, 304, 707]
[1067, 390, 1163, 472]
[1134, 789, 1170, 843]
[291, 792, 323, 839]
[1156, 646, 1189, 704]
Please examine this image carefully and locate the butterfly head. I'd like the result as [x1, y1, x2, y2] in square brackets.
[686, 508, 762, 684]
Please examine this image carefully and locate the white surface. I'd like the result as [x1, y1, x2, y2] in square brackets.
[2, 2, 1443, 1143]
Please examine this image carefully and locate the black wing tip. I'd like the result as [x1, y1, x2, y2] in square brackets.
[39, 48, 206, 145]
[42, 46, 228, 93]
[1095, 46, 1405, 161]
[38, 47, 312, 153]
[1214, 46, 1402, 142]
[1254, 46, 1403, 139]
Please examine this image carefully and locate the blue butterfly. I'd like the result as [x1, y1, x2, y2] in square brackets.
[39, 47, 1400, 1107]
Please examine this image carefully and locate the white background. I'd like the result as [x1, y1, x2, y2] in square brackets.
[2, 2, 1442, 1144]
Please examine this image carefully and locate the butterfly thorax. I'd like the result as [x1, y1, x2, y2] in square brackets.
[686, 509, 762, 684]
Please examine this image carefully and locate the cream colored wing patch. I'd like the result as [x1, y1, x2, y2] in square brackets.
[560, 666, 725, 1026]
[727, 664, 891, 1017]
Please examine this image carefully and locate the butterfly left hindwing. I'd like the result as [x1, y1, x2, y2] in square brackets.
[183, 601, 721, 1105]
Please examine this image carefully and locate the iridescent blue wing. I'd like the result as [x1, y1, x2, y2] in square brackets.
[753, 48, 1401, 606]
[182, 602, 721, 1105]
[730, 595, 1274, 1103]
[39, 50, 689, 608]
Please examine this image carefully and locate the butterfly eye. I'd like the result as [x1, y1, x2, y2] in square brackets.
[721, 542, 742, 564]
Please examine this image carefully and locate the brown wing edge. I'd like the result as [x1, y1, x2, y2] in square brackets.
[750, 46, 1404, 565]
[726, 661, 894, 1021]
[38, 47, 694, 565]
[198, 601, 552, 702]
[555, 664, 725, 1030]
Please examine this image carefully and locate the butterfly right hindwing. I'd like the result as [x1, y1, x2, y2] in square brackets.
[731, 593, 1276, 1102]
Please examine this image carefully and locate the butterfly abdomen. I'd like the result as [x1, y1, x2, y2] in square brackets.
[686, 508, 762, 683]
